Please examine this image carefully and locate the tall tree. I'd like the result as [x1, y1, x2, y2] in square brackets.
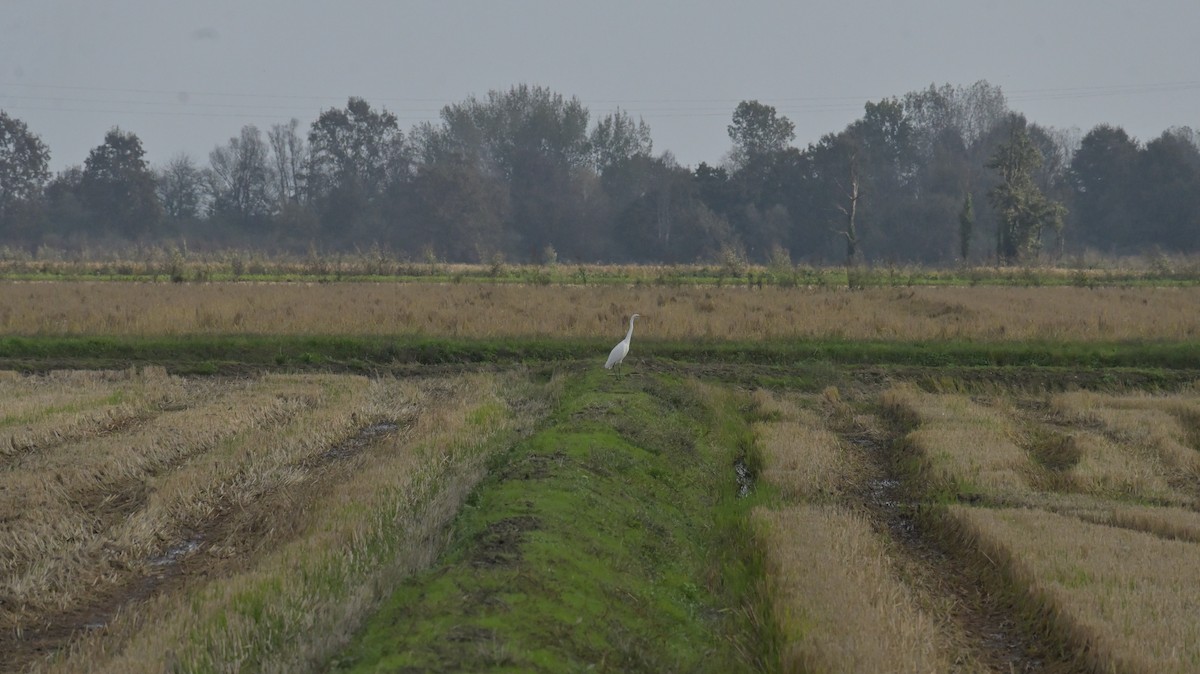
[308, 97, 407, 200]
[268, 118, 307, 208]
[589, 108, 653, 175]
[429, 84, 591, 177]
[726, 100, 795, 169]
[958, 192, 974, 261]
[422, 85, 594, 258]
[0, 111, 51, 245]
[42, 166, 88, 241]
[1068, 124, 1139, 251]
[986, 116, 1066, 263]
[806, 132, 866, 267]
[308, 97, 409, 243]
[406, 155, 509, 261]
[1135, 128, 1200, 251]
[208, 125, 275, 230]
[155, 154, 206, 224]
[80, 127, 162, 240]
[903, 80, 1008, 154]
[615, 156, 731, 262]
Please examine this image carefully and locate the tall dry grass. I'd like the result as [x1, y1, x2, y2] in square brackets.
[38, 373, 518, 673]
[1053, 502, 1200, 543]
[7, 281, 1200, 340]
[882, 384, 1034, 497]
[946, 505, 1200, 674]
[754, 505, 966, 674]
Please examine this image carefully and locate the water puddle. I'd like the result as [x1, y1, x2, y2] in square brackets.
[319, 421, 399, 462]
[866, 477, 917, 540]
[149, 536, 202, 567]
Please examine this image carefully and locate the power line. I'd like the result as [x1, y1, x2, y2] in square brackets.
[4, 78, 1198, 134]
[6, 78, 1200, 108]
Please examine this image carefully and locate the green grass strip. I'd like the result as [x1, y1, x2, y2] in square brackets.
[328, 370, 769, 673]
[3, 335, 1200, 372]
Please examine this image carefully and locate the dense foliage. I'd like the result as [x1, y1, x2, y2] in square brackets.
[2, 81, 1198, 264]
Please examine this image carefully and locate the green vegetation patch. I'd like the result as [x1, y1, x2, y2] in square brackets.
[7, 334, 1200, 374]
[329, 370, 767, 673]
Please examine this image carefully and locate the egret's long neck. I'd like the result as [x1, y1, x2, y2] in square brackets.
[625, 317, 637, 341]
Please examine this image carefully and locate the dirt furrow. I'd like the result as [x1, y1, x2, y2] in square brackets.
[0, 414, 409, 674]
[840, 420, 1066, 673]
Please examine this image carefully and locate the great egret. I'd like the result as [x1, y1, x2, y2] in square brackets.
[605, 313, 640, 375]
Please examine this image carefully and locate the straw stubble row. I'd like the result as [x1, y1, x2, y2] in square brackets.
[751, 390, 968, 673]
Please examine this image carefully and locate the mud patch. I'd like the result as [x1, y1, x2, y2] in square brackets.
[446, 625, 498, 643]
[316, 420, 400, 463]
[470, 516, 540, 568]
[865, 476, 918, 542]
[845, 417, 1055, 673]
[734, 457, 754, 498]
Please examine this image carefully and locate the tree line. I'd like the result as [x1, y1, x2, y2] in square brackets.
[2, 81, 1198, 265]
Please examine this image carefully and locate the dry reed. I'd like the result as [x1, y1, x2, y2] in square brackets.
[947, 505, 1200, 674]
[7, 281, 1200, 340]
[1056, 431, 1188, 504]
[1067, 504, 1200, 543]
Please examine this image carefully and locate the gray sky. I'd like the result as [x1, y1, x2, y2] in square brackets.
[3, 0, 1198, 173]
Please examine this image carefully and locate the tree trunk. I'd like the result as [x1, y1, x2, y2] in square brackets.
[836, 162, 863, 287]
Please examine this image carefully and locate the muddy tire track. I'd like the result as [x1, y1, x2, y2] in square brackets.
[838, 417, 1070, 673]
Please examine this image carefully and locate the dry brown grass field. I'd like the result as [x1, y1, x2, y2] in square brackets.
[7, 271, 1200, 673]
[7, 365, 1200, 672]
[946, 507, 1200, 673]
[0, 368, 524, 673]
[882, 384, 1034, 498]
[885, 387, 1200, 673]
[5, 281, 1200, 340]
[751, 391, 978, 673]
[740, 383, 1200, 673]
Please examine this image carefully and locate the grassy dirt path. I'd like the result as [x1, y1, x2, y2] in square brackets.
[327, 369, 770, 673]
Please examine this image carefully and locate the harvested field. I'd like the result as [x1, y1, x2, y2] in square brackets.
[742, 382, 1200, 673]
[945, 506, 1200, 673]
[0, 368, 525, 673]
[7, 335, 1200, 672]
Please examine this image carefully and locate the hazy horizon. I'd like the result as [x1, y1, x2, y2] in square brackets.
[3, 0, 1198, 172]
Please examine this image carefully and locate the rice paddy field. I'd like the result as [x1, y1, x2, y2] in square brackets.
[3, 266, 1200, 673]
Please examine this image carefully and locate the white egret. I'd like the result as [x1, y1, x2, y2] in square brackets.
[604, 313, 640, 375]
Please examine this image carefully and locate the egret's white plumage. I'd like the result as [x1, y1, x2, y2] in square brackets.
[605, 313, 640, 373]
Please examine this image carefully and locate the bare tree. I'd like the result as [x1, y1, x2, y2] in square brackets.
[835, 150, 864, 269]
[209, 125, 275, 225]
[268, 118, 306, 207]
[155, 153, 206, 221]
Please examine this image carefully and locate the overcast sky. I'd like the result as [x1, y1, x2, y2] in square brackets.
[3, 0, 1198, 173]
